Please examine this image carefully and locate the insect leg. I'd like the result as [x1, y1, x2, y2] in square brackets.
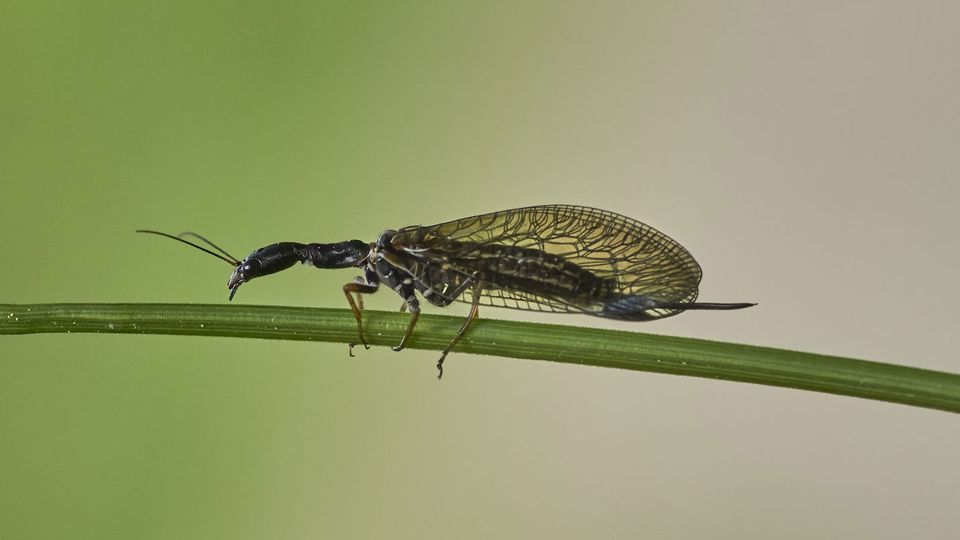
[343, 272, 379, 356]
[391, 283, 420, 352]
[436, 281, 483, 380]
[353, 277, 366, 311]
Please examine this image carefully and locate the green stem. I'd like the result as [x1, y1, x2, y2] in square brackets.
[3, 303, 958, 413]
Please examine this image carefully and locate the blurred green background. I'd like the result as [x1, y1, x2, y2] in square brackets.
[2, 1, 958, 538]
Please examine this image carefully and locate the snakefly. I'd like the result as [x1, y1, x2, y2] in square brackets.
[138, 205, 754, 377]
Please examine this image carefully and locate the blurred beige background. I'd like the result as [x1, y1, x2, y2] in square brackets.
[1, 1, 958, 538]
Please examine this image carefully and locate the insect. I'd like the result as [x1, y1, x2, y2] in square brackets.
[138, 205, 754, 377]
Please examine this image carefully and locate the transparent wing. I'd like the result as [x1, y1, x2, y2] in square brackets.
[389, 205, 703, 317]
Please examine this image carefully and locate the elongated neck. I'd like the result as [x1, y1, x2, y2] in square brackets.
[303, 240, 369, 268]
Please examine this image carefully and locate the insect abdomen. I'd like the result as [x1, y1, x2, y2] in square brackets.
[598, 295, 672, 321]
[464, 244, 615, 300]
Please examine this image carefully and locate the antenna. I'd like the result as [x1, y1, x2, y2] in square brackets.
[136, 229, 240, 266]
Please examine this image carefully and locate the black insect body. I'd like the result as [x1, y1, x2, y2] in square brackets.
[139, 205, 754, 377]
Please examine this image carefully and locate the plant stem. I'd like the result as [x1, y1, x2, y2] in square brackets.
[2, 303, 958, 413]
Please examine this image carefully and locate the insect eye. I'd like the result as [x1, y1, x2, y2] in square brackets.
[242, 261, 260, 276]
